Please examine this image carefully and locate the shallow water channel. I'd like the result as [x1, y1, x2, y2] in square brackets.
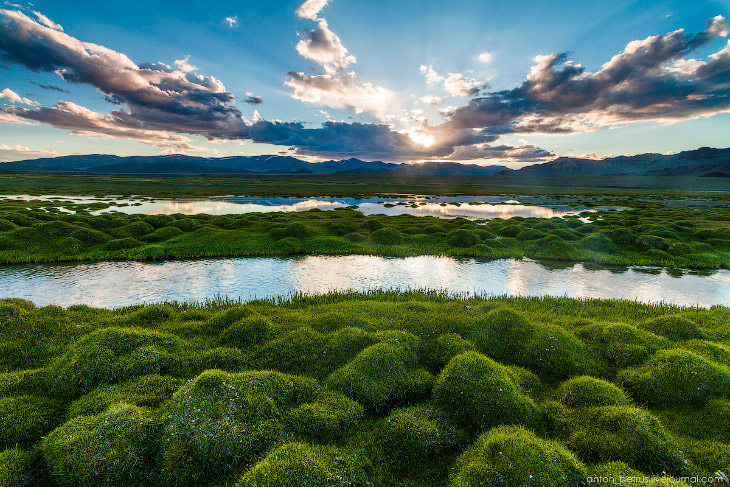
[1, 255, 727, 308]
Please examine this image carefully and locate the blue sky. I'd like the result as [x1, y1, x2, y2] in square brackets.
[0, 0, 728, 166]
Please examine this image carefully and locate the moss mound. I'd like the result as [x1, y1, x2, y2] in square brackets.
[271, 222, 310, 239]
[140, 226, 183, 243]
[326, 342, 432, 412]
[0, 368, 50, 398]
[588, 462, 689, 486]
[373, 405, 460, 461]
[471, 310, 596, 380]
[70, 227, 111, 244]
[0, 447, 47, 487]
[432, 352, 537, 432]
[679, 437, 730, 478]
[681, 339, 730, 367]
[520, 324, 598, 380]
[576, 322, 669, 369]
[204, 305, 257, 331]
[567, 406, 689, 474]
[219, 316, 273, 349]
[247, 327, 373, 379]
[556, 376, 630, 408]
[429, 333, 478, 369]
[640, 316, 706, 341]
[618, 349, 730, 405]
[161, 369, 319, 485]
[0, 219, 18, 232]
[0, 395, 63, 449]
[447, 229, 480, 247]
[284, 391, 364, 443]
[102, 237, 143, 251]
[505, 365, 541, 396]
[67, 374, 184, 418]
[237, 442, 370, 487]
[655, 398, 730, 444]
[42, 403, 161, 487]
[371, 227, 404, 245]
[123, 304, 177, 327]
[49, 328, 183, 399]
[450, 425, 586, 487]
[476, 308, 534, 360]
[275, 236, 302, 252]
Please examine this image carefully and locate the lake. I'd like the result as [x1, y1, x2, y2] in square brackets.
[1, 194, 622, 220]
[1, 255, 727, 309]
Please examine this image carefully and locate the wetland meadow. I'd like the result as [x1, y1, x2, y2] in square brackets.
[1, 174, 729, 486]
[2, 0, 730, 484]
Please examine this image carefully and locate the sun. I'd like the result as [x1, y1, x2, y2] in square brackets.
[407, 128, 436, 148]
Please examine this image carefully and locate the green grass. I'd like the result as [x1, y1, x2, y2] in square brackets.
[0, 199, 729, 268]
[1, 292, 729, 485]
[1, 173, 729, 198]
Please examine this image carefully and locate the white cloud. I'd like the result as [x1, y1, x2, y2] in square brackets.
[419, 95, 443, 105]
[285, 71, 395, 120]
[420, 65, 484, 97]
[0, 88, 40, 106]
[160, 142, 208, 154]
[0, 144, 68, 162]
[32, 10, 63, 31]
[443, 72, 485, 97]
[419, 64, 444, 84]
[296, 0, 329, 20]
[478, 51, 492, 63]
[664, 58, 706, 76]
[224, 16, 238, 28]
[707, 14, 730, 37]
[296, 19, 356, 73]
[287, 0, 397, 120]
[173, 55, 197, 73]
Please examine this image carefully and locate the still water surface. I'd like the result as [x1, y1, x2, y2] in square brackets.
[1, 194, 617, 220]
[0, 256, 727, 309]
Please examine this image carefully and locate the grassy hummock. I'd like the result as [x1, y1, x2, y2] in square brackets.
[0, 292, 729, 486]
[450, 425, 586, 487]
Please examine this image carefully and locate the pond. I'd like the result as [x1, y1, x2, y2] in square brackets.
[0, 194, 622, 220]
[1, 256, 727, 308]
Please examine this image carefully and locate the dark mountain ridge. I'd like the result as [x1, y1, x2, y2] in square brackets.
[502, 147, 730, 178]
[1, 147, 728, 176]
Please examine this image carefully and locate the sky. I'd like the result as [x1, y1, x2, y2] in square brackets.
[0, 0, 728, 167]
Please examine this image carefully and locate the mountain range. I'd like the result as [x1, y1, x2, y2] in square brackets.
[0, 147, 728, 177]
[503, 147, 730, 178]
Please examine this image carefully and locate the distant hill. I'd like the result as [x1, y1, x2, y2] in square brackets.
[0, 154, 509, 176]
[501, 147, 730, 178]
[1, 147, 728, 176]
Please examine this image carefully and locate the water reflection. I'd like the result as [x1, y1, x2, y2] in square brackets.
[0, 194, 619, 220]
[355, 202, 587, 219]
[119, 199, 350, 215]
[1, 256, 727, 309]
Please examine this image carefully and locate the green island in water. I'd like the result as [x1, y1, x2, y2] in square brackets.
[0, 175, 728, 269]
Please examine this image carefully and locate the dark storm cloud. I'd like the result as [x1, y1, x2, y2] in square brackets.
[29, 80, 69, 93]
[0, 9, 245, 139]
[239, 120, 547, 161]
[244, 95, 263, 105]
